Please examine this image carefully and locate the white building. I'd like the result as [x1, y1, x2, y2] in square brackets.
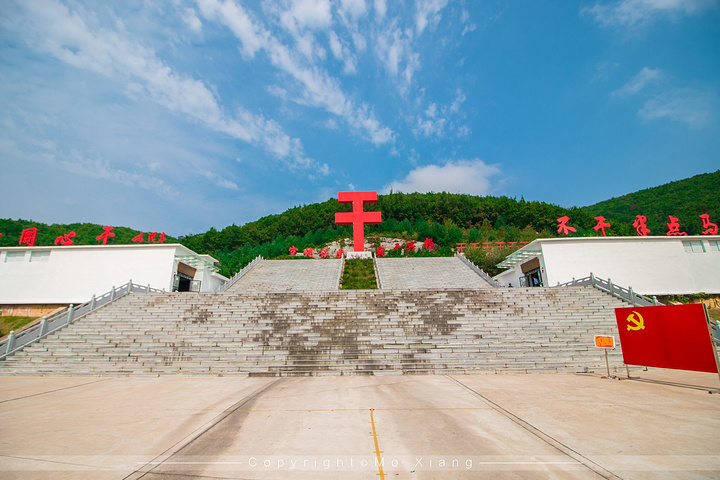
[0, 244, 228, 306]
[493, 236, 720, 295]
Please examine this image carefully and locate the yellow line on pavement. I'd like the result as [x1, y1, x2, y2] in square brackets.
[369, 408, 385, 480]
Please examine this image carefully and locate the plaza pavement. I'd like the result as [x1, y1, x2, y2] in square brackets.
[1, 370, 719, 479]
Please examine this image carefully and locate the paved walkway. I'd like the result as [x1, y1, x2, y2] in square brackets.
[376, 257, 495, 290]
[1, 369, 718, 479]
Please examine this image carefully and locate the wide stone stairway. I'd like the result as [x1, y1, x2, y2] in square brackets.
[0, 274, 631, 376]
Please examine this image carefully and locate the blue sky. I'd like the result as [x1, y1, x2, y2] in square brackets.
[1, 0, 718, 236]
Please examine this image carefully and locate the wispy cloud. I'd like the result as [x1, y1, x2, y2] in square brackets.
[585, 0, 717, 28]
[414, 89, 468, 138]
[196, 0, 394, 146]
[415, 0, 450, 35]
[6, 0, 320, 175]
[383, 159, 501, 195]
[612, 67, 662, 97]
[639, 88, 714, 125]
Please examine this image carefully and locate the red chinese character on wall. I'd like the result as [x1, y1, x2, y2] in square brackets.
[666, 215, 687, 236]
[336, 248, 345, 258]
[593, 216, 611, 237]
[96, 226, 116, 245]
[288, 245, 298, 256]
[19, 228, 38, 247]
[632, 215, 651, 236]
[556, 216, 576, 236]
[320, 248, 329, 258]
[407, 241, 416, 252]
[54, 232, 76, 246]
[303, 247, 313, 257]
[700, 214, 718, 235]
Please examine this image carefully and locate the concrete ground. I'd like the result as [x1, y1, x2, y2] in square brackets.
[1, 370, 719, 480]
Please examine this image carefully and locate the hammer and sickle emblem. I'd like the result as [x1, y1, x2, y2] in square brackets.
[626, 311, 645, 331]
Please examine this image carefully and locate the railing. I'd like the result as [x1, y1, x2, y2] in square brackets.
[373, 253, 383, 290]
[555, 273, 660, 307]
[216, 255, 264, 293]
[455, 253, 502, 288]
[0, 281, 165, 361]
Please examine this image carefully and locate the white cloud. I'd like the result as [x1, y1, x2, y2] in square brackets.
[329, 30, 358, 74]
[8, 0, 321, 176]
[375, 23, 420, 92]
[585, 0, 716, 28]
[339, 0, 368, 19]
[414, 89, 467, 138]
[286, 0, 333, 30]
[197, 0, 394, 145]
[374, 0, 387, 20]
[384, 159, 501, 195]
[638, 88, 714, 125]
[415, 0, 449, 34]
[182, 8, 203, 34]
[612, 67, 662, 97]
[50, 151, 179, 197]
[195, 0, 267, 58]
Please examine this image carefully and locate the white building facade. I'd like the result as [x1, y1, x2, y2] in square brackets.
[494, 236, 720, 295]
[0, 244, 228, 305]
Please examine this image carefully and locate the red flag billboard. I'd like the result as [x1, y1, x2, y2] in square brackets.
[615, 304, 719, 374]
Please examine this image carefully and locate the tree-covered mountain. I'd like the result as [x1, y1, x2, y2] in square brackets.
[0, 219, 176, 248]
[582, 170, 719, 236]
[2, 170, 717, 277]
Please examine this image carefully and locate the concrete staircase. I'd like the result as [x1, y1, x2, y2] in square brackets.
[225, 259, 343, 292]
[0, 286, 631, 376]
[376, 257, 495, 289]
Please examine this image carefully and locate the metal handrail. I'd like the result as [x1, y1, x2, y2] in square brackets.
[0, 281, 164, 360]
[455, 253, 502, 288]
[555, 273, 660, 307]
[373, 253, 383, 290]
[216, 255, 264, 293]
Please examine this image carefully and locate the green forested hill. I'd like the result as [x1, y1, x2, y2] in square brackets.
[2, 170, 717, 277]
[0, 219, 176, 248]
[582, 170, 719, 236]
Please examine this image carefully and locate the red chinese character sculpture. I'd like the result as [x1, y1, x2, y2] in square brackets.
[335, 191, 382, 252]
[19, 228, 38, 247]
[320, 248, 329, 258]
[147, 232, 157, 242]
[423, 238, 435, 250]
[96, 226, 116, 245]
[700, 214, 718, 235]
[54, 232, 76, 246]
[407, 241, 416, 252]
[132, 233, 144, 242]
[303, 247, 313, 257]
[158, 232, 167, 242]
[376, 245, 386, 257]
[666, 215, 687, 236]
[632, 215, 651, 236]
[593, 216, 611, 237]
[336, 248, 345, 258]
[456, 242, 466, 252]
[556, 216, 576, 236]
[288, 245, 298, 256]
[393, 242, 401, 251]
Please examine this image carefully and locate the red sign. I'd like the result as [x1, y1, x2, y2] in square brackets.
[615, 304, 718, 373]
[335, 191, 382, 252]
[594, 335, 615, 349]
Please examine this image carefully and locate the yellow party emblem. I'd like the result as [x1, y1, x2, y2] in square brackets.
[626, 311, 645, 331]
